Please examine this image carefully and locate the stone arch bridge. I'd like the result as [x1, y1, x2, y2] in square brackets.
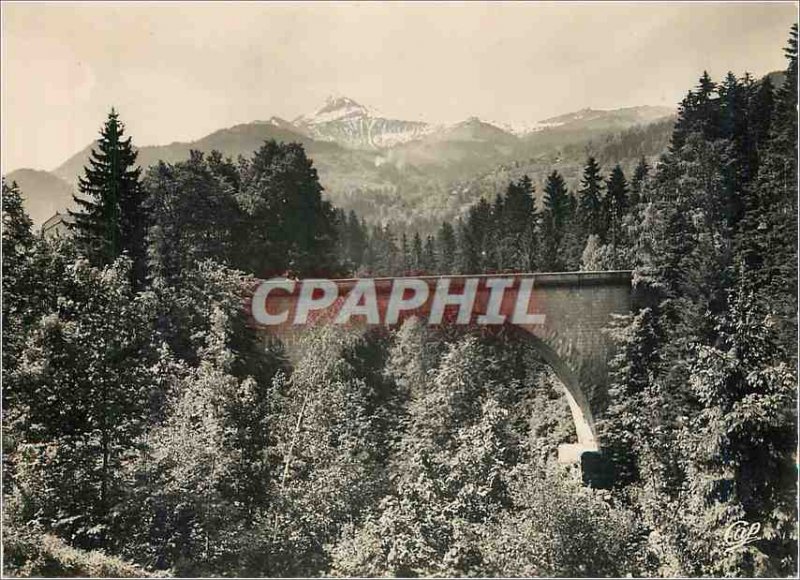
[246, 270, 636, 472]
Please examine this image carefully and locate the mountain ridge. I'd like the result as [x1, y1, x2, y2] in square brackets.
[45, 98, 674, 188]
[6, 97, 677, 226]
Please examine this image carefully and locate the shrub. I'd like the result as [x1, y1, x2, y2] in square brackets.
[3, 526, 164, 578]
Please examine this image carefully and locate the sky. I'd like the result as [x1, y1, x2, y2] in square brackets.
[2, 1, 797, 172]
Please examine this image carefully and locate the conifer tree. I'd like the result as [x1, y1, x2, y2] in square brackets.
[358, 217, 373, 272]
[455, 218, 472, 274]
[669, 90, 697, 156]
[696, 70, 722, 140]
[400, 232, 410, 274]
[347, 210, 367, 269]
[423, 235, 437, 273]
[69, 109, 147, 285]
[630, 157, 650, 206]
[491, 193, 504, 217]
[578, 157, 605, 240]
[367, 223, 399, 276]
[2, 180, 36, 374]
[482, 194, 504, 270]
[458, 198, 492, 273]
[497, 176, 538, 271]
[541, 170, 569, 270]
[436, 222, 457, 274]
[718, 71, 757, 226]
[600, 27, 798, 577]
[680, 282, 797, 575]
[559, 190, 584, 270]
[542, 171, 569, 226]
[745, 75, 775, 174]
[736, 23, 797, 354]
[669, 72, 722, 159]
[2, 180, 34, 275]
[604, 164, 629, 248]
[411, 232, 424, 272]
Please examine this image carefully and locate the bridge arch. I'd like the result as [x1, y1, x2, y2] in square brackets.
[248, 270, 635, 465]
[517, 330, 598, 457]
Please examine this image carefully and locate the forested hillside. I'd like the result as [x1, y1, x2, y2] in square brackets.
[2, 24, 797, 579]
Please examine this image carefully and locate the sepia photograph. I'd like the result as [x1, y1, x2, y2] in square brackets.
[1, 1, 798, 577]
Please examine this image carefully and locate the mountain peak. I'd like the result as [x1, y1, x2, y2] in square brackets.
[321, 94, 364, 111]
[295, 95, 377, 125]
[504, 105, 675, 135]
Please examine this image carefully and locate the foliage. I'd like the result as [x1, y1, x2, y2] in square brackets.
[144, 151, 240, 285]
[480, 467, 648, 577]
[5, 256, 159, 551]
[2, 179, 36, 374]
[236, 141, 341, 278]
[3, 526, 162, 578]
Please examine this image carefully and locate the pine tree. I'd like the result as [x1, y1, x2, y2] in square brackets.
[458, 198, 492, 273]
[436, 222, 457, 274]
[736, 23, 797, 354]
[423, 235, 437, 273]
[455, 218, 472, 274]
[400, 232, 410, 274]
[541, 170, 569, 270]
[333, 207, 349, 268]
[669, 72, 722, 157]
[412, 232, 424, 272]
[601, 307, 664, 486]
[718, 71, 755, 226]
[542, 170, 570, 228]
[69, 109, 147, 285]
[599, 28, 798, 576]
[604, 164, 629, 249]
[578, 157, 605, 240]
[491, 194, 504, 221]
[499, 176, 537, 271]
[347, 210, 367, 269]
[630, 157, 650, 206]
[485, 194, 505, 271]
[366, 223, 400, 276]
[680, 282, 797, 576]
[745, 76, 775, 174]
[360, 217, 375, 272]
[696, 70, 722, 141]
[2, 180, 34, 276]
[2, 180, 36, 374]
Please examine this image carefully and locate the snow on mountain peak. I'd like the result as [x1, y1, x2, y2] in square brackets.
[289, 95, 435, 149]
[296, 95, 379, 125]
[286, 99, 673, 149]
[321, 95, 363, 110]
